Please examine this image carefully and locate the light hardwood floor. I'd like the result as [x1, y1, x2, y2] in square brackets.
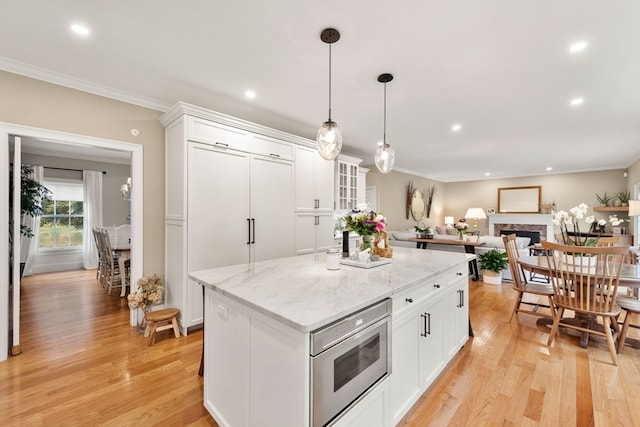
[1, 270, 639, 426]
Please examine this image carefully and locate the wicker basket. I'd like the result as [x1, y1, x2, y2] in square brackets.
[373, 231, 393, 258]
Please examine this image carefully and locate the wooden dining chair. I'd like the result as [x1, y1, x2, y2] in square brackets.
[503, 234, 555, 322]
[541, 241, 629, 365]
[92, 227, 105, 284]
[616, 297, 640, 354]
[98, 228, 123, 295]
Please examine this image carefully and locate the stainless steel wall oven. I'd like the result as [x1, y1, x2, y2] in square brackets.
[310, 298, 392, 426]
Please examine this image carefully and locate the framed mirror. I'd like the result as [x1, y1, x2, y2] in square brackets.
[498, 186, 541, 213]
[410, 189, 426, 220]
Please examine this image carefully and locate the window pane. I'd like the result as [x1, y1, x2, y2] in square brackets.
[55, 230, 70, 246]
[39, 232, 54, 248]
[41, 199, 54, 215]
[69, 217, 83, 230]
[57, 201, 69, 215]
[40, 217, 53, 227]
[70, 231, 83, 246]
[70, 201, 84, 215]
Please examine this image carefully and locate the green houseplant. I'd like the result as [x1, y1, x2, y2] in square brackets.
[616, 191, 630, 207]
[595, 192, 614, 207]
[478, 249, 509, 285]
[414, 224, 433, 239]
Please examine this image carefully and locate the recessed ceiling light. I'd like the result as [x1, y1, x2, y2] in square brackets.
[245, 90, 256, 99]
[70, 24, 90, 36]
[546, 167, 553, 171]
[569, 41, 588, 53]
[451, 124, 462, 132]
[484, 172, 491, 177]
[570, 98, 584, 106]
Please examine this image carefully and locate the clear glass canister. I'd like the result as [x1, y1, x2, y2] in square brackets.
[326, 248, 341, 270]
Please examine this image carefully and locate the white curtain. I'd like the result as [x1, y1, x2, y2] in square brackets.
[20, 165, 44, 276]
[83, 170, 103, 269]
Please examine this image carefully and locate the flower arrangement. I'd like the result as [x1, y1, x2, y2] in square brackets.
[454, 218, 469, 240]
[344, 206, 386, 253]
[608, 215, 628, 227]
[553, 203, 602, 246]
[344, 208, 387, 236]
[127, 273, 164, 312]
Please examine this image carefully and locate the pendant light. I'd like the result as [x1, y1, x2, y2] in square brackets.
[374, 73, 396, 174]
[317, 28, 343, 160]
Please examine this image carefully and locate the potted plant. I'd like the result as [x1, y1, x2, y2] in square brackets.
[8, 164, 51, 279]
[616, 191, 630, 207]
[478, 249, 509, 285]
[595, 192, 614, 207]
[414, 223, 433, 239]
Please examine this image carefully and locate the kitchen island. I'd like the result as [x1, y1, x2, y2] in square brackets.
[190, 247, 473, 427]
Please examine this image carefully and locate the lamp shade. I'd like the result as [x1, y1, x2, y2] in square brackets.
[628, 200, 640, 216]
[444, 216, 454, 226]
[465, 207, 487, 219]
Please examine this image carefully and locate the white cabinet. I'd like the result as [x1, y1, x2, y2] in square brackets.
[389, 264, 469, 426]
[162, 104, 298, 333]
[295, 145, 334, 211]
[294, 144, 335, 254]
[204, 288, 308, 427]
[336, 154, 362, 210]
[331, 378, 390, 427]
[295, 213, 335, 255]
[443, 273, 469, 359]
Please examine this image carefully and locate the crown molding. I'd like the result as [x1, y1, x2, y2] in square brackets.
[0, 57, 171, 113]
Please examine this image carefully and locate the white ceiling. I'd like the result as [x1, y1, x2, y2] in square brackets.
[1, 0, 639, 182]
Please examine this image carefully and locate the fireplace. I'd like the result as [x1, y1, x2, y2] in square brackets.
[488, 214, 554, 241]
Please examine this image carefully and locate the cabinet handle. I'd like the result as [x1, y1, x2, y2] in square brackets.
[460, 289, 465, 308]
[457, 289, 463, 308]
[456, 272, 463, 276]
[427, 312, 431, 335]
[420, 313, 428, 337]
[434, 284, 440, 289]
[315, 199, 319, 209]
[405, 298, 413, 303]
[215, 141, 229, 147]
[269, 153, 280, 158]
[247, 218, 251, 244]
[251, 218, 256, 244]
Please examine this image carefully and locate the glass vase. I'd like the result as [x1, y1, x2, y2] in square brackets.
[359, 234, 374, 253]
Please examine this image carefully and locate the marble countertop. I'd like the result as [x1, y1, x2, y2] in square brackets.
[189, 247, 473, 333]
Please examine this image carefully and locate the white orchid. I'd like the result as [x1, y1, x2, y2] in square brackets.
[608, 215, 628, 227]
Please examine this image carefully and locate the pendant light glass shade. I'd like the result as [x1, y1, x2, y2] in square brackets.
[317, 28, 342, 160]
[375, 142, 395, 174]
[375, 73, 396, 174]
[317, 120, 343, 160]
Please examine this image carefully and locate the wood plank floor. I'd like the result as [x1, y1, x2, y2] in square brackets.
[1, 270, 639, 426]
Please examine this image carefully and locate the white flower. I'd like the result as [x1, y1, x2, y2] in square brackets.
[598, 218, 607, 226]
[608, 215, 627, 226]
[585, 215, 595, 224]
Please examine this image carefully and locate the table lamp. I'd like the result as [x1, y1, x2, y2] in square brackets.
[444, 216, 454, 227]
[464, 207, 487, 233]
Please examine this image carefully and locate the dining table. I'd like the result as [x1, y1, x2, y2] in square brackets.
[518, 255, 640, 349]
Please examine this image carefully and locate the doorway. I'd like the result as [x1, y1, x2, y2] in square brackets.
[1, 122, 144, 361]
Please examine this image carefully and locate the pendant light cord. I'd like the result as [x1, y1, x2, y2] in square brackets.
[383, 81, 387, 145]
[328, 43, 332, 121]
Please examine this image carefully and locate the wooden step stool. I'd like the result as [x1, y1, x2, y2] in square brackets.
[144, 308, 181, 345]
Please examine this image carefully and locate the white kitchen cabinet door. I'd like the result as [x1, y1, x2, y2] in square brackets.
[294, 145, 334, 211]
[295, 213, 335, 255]
[332, 378, 390, 427]
[250, 154, 294, 262]
[336, 159, 359, 211]
[390, 308, 423, 424]
[188, 142, 251, 270]
[418, 298, 445, 388]
[443, 276, 469, 359]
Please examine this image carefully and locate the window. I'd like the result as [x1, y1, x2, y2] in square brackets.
[39, 179, 84, 249]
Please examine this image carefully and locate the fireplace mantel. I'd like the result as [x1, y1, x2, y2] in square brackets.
[488, 214, 554, 241]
